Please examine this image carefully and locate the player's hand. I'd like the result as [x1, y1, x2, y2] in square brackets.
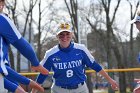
[29, 79, 44, 93]
[31, 64, 49, 75]
[109, 79, 119, 90]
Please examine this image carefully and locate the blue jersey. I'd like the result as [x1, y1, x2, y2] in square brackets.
[37, 42, 102, 87]
[0, 13, 39, 75]
[0, 13, 21, 75]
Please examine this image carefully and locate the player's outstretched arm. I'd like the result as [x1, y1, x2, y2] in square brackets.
[98, 69, 119, 90]
[0, 15, 48, 75]
[31, 64, 49, 75]
[12, 37, 49, 75]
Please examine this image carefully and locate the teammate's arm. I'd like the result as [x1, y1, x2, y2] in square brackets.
[98, 70, 119, 90]
[12, 37, 49, 74]
[0, 14, 48, 75]
[36, 58, 52, 84]
[81, 45, 119, 90]
[0, 14, 38, 66]
[12, 37, 39, 66]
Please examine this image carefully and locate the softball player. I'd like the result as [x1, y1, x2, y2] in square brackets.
[131, 11, 140, 93]
[32, 23, 119, 93]
[0, 0, 48, 92]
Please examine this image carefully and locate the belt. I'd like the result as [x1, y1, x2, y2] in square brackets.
[60, 82, 84, 89]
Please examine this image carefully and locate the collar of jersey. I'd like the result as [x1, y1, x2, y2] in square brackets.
[58, 42, 74, 52]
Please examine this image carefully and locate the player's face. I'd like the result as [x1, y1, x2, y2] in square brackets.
[57, 31, 73, 48]
[0, 0, 5, 12]
[135, 22, 140, 31]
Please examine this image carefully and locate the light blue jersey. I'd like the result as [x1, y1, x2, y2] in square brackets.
[37, 42, 102, 87]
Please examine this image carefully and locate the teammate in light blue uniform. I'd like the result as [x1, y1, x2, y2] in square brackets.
[32, 23, 119, 93]
[0, 0, 48, 92]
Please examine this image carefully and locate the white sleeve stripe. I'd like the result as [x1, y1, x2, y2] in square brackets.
[74, 43, 95, 63]
[1, 14, 21, 39]
[40, 45, 59, 65]
[0, 38, 8, 75]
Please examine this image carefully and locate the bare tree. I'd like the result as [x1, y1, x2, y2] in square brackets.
[16, 0, 37, 72]
[27, 0, 35, 71]
[36, 0, 42, 61]
[126, 0, 140, 92]
[96, 1, 128, 93]
[64, 0, 78, 42]
[6, 0, 38, 72]
[35, 0, 56, 60]
[86, 0, 130, 93]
